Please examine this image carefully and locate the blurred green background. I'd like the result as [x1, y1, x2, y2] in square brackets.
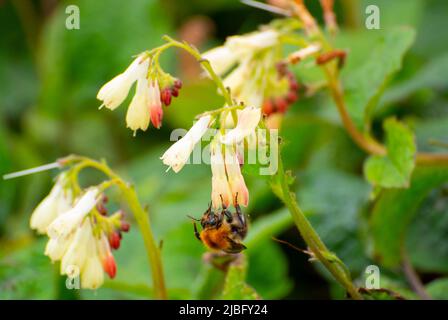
[1, 0, 448, 299]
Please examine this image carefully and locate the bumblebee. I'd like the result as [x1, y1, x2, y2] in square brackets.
[191, 196, 248, 254]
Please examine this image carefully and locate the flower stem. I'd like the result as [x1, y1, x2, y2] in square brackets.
[273, 155, 363, 300]
[61, 155, 167, 299]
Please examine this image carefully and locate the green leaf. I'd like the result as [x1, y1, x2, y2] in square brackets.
[342, 27, 415, 129]
[298, 168, 371, 274]
[371, 167, 448, 267]
[220, 255, 260, 300]
[247, 240, 292, 299]
[245, 209, 292, 249]
[358, 288, 406, 300]
[0, 238, 55, 299]
[406, 187, 448, 273]
[382, 52, 448, 105]
[364, 118, 416, 188]
[426, 278, 448, 300]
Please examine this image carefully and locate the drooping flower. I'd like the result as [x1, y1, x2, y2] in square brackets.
[149, 80, 164, 129]
[30, 173, 72, 234]
[126, 73, 150, 134]
[45, 231, 75, 262]
[161, 115, 213, 173]
[80, 243, 104, 289]
[203, 28, 284, 108]
[47, 188, 99, 240]
[202, 46, 239, 76]
[99, 234, 117, 279]
[221, 107, 261, 145]
[224, 146, 249, 207]
[60, 219, 93, 277]
[97, 55, 149, 110]
[202, 29, 279, 78]
[210, 141, 233, 209]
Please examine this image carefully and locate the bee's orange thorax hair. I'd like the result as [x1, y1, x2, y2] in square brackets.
[200, 224, 232, 251]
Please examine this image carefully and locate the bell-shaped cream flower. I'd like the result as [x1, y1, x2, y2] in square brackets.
[227, 29, 279, 53]
[149, 80, 163, 129]
[60, 219, 92, 276]
[202, 46, 238, 76]
[221, 107, 261, 145]
[45, 231, 75, 262]
[224, 146, 249, 207]
[81, 236, 104, 289]
[126, 74, 150, 134]
[161, 115, 212, 173]
[210, 141, 233, 209]
[203, 29, 279, 77]
[47, 188, 99, 240]
[30, 173, 72, 234]
[97, 55, 149, 110]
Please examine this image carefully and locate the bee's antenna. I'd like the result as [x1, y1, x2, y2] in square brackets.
[187, 215, 201, 222]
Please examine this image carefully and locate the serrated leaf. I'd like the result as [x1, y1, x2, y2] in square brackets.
[343, 27, 415, 129]
[364, 118, 416, 188]
[371, 167, 448, 267]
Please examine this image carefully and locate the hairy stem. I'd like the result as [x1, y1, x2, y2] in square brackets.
[273, 156, 363, 300]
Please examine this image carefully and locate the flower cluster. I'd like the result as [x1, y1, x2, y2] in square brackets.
[203, 28, 303, 118]
[97, 53, 182, 134]
[161, 106, 261, 209]
[30, 172, 129, 289]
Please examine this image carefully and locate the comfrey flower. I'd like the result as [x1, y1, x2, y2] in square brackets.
[97, 53, 183, 134]
[47, 188, 99, 240]
[97, 55, 149, 110]
[209, 142, 249, 209]
[202, 28, 285, 109]
[42, 187, 129, 290]
[202, 29, 279, 75]
[30, 173, 72, 234]
[210, 141, 233, 209]
[221, 107, 261, 145]
[161, 115, 213, 172]
[21, 164, 133, 290]
[224, 146, 249, 207]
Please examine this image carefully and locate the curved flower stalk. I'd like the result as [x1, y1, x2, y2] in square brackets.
[16, 156, 166, 298]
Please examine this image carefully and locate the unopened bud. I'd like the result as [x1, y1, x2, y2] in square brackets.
[120, 222, 130, 232]
[103, 255, 117, 279]
[109, 231, 121, 250]
[160, 88, 172, 106]
[174, 79, 182, 89]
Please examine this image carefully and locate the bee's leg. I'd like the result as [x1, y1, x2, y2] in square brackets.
[193, 222, 201, 242]
[234, 193, 246, 228]
[220, 195, 233, 222]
